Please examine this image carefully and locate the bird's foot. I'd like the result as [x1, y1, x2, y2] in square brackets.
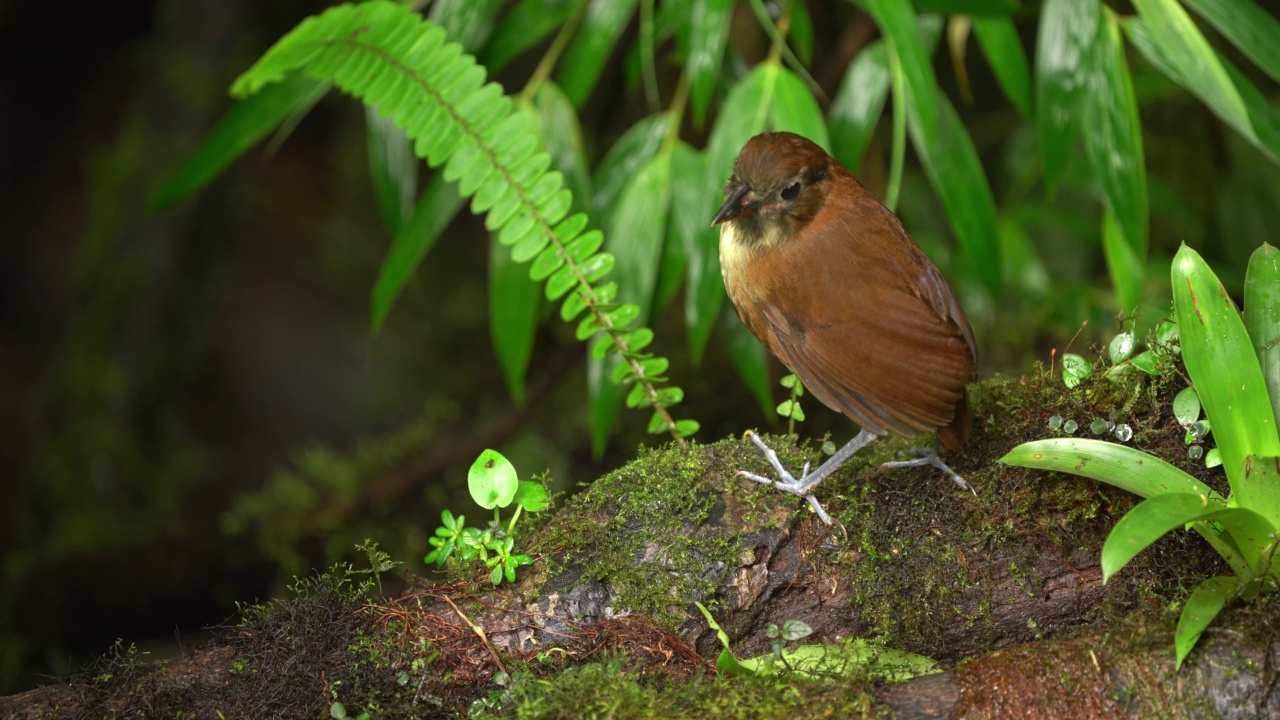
[736, 429, 879, 525]
[879, 445, 976, 495]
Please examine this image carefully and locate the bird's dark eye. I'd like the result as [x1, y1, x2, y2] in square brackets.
[781, 182, 801, 201]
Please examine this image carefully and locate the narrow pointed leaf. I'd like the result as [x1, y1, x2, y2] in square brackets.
[366, 105, 418, 234]
[721, 305, 775, 420]
[593, 114, 672, 218]
[1101, 208, 1142, 312]
[558, 0, 640, 108]
[1035, 0, 1099, 193]
[489, 233, 540, 404]
[1001, 438, 1221, 500]
[428, 0, 504, 53]
[770, 67, 831, 152]
[669, 143, 720, 364]
[1175, 576, 1237, 669]
[533, 82, 593, 210]
[866, 0, 939, 141]
[372, 175, 466, 332]
[686, 0, 733, 127]
[828, 41, 891, 171]
[1245, 243, 1280, 430]
[604, 151, 672, 325]
[973, 17, 1030, 116]
[1180, 0, 1280, 85]
[482, 0, 579, 71]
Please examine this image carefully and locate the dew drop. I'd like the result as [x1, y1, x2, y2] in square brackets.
[1064, 419, 1079, 434]
[1114, 424, 1133, 442]
[1188, 445, 1204, 460]
[1048, 415, 1063, 430]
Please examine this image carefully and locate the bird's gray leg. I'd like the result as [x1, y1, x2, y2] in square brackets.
[738, 429, 879, 525]
[879, 442, 976, 495]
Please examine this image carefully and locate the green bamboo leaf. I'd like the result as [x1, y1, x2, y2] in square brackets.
[1173, 244, 1280, 512]
[1101, 208, 1142, 312]
[1083, 14, 1147, 263]
[828, 41, 891, 172]
[669, 144, 721, 364]
[653, 194, 687, 318]
[489, 233, 540, 404]
[371, 174, 466, 333]
[770, 67, 831, 152]
[533, 82, 593, 210]
[428, 0, 504, 53]
[150, 72, 329, 212]
[604, 151, 672, 325]
[366, 105, 418, 234]
[1123, 17, 1280, 163]
[482, 0, 579, 71]
[1175, 576, 1237, 669]
[1101, 493, 1273, 582]
[1001, 438, 1222, 500]
[1035, 0, 1100, 194]
[593, 114, 673, 218]
[1180, 0, 1280, 85]
[972, 17, 1030, 117]
[906, 91, 1002, 297]
[788, 0, 816, 66]
[865, 0, 939, 141]
[685, 0, 734, 127]
[720, 305, 775, 421]
[1245, 243, 1280, 430]
[558, 0, 640, 108]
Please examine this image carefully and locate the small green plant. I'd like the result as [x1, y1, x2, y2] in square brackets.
[1003, 243, 1280, 668]
[776, 374, 806, 436]
[424, 449, 547, 585]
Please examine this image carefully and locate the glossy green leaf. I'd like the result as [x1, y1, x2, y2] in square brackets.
[770, 67, 831, 152]
[558, 0, 640, 108]
[1175, 575, 1237, 669]
[428, 0, 504, 53]
[866, 0, 939, 141]
[720, 305, 775, 420]
[366, 105, 418, 234]
[972, 17, 1031, 117]
[906, 91, 1002, 296]
[1101, 208, 1143, 312]
[1172, 244, 1280, 509]
[669, 143, 720, 364]
[1001, 438, 1222, 501]
[1240, 454, 1280, 538]
[603, 151, 671, 326]
[513, 480, 550, 512]
[482, 0, 579, 70]
[1180, 0, 1280, 85]
[593, 114, 673, 218]
[828, 41, 891, 172]
[1173, 387, 1202, 427]
[706, 64, 774, 201]
[489, 233, 540, 404]
[1246, 243, 1280, 430]
[1124, 18, 1280, 164]
[469, 449, 519, 509]
[533, 83, 593, 210]
[150, 72, 329, 212]
[1035, 0, 1100, 193]
[371, 174, 466, 332]
[1083, 15, 1148, 265]
[1101, 493, 1273, 582]
[686, 0, 733, 127]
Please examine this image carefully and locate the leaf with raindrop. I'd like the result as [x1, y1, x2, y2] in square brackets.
[1109, 331, 1135, 363]
[1173, 386, 1202, 427]
[1062, 353, 1093, 388]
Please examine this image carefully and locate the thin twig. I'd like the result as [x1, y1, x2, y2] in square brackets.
[441, 594, 508, 677]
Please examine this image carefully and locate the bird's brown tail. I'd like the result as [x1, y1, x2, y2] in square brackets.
[936, 391, 971, 452]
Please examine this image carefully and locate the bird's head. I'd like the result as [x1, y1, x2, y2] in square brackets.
[711, 131, 832, 250]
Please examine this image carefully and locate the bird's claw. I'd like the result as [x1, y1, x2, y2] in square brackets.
[879, 446, 977, 496]
[738, 432, 834, 525]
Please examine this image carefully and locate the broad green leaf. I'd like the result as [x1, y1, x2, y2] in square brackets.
[906, 91, 1002, 296]
[686, 0, 734, 127]
[694, 601, 755, 676]
[604, 151, 673, 326]
[469, 449, 519, 509]
[1101, 208, 1143, 312]
[1172, 244, 1280, 508]
[1101, 493, 1274, 581]
[428, 0, 504, 53]
[721, 305, 775, 420]
[668, 143, 720, 363]
[1035, 0, 1100, 193]
[513, 480, 550, 512]
[371, 174, 466, 332]
[593, 114, 672, 218]
[915, 0, 1019, 14]
[150, 72, 329, 212]
[489, 233, 540, 404]
[828, 41, 891, 172]
[1001, 438, 1222, 501]
[706, 64, 776, 191]
[866, 0, 939, 141]
[739, 638, 941, 682]
[533, 83, 593, 210]
[482, 0, 579, 71]
[972, 17, 1031, 117]
[1180, 0, 1280, 86]
[1083, 15, 1147, 264]
[366, 105, 418, 234]
[558, 0, 640, 108]
[1239, 454, 1280, 539]
[1245, 243, 1280, 431]
[1175, 575, 1237, 669]
[770, 67, 831, 152]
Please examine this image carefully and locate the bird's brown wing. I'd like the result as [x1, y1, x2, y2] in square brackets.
[756, 196, 976, 440]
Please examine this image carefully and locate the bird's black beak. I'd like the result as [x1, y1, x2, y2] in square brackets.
[711, 182, 753, 226]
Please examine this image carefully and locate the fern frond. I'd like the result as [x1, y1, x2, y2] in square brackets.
[232, 1, 697, 444]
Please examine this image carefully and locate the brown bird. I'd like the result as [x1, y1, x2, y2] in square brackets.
[711, 131, 978, 525]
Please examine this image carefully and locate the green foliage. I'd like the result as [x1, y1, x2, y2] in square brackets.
[1002, 244, 1280, 668]
[425, 449, 543, 586]
[776, 373, 806, 436]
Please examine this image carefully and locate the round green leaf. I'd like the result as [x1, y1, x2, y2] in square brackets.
[469, 449, 518, 510]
